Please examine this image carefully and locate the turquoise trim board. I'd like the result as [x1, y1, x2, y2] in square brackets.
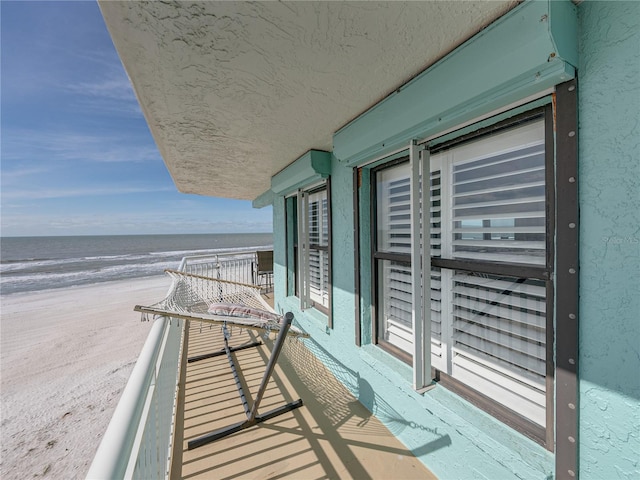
[357, 167, 373, 344]
[270, 149, 331, 196]
[252, 188, 274, 209]
[548, 0, 578, 66]
[253, 150, 331, 207]
[428, 96, 552, 149]
[333, 0, 577, 167]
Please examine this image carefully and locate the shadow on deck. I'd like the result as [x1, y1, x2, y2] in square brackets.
[172, 313, 439, 479]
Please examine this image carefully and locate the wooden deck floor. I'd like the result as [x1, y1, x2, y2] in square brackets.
[172, 310, 438, 479]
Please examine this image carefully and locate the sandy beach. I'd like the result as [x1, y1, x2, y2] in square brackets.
[0, 276, 172, 479]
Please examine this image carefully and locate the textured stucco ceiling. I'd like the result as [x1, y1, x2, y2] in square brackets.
[100, 1, 517, 201]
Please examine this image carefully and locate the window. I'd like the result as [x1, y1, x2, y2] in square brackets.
[372, 108, 555, 445]
[374, 160, 412, 361]
[286, 182, 331, 318]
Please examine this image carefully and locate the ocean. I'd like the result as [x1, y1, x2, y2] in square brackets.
[0, 233, 273, 295]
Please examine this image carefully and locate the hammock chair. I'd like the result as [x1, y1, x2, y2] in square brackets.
[134, 269, 309, 449]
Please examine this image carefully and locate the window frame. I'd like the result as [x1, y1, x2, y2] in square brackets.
[368, 104, 560, 448]
[429, 106, 555, 447]
[371, 156, 413, 364]
[285, 179, 333, 325]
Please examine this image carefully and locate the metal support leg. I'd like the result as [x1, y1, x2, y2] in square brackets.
[188, 341, 262, 363]
[248, 312, 294, 420]
[221, 324, 252, 418]
[188, 313, 303, 450]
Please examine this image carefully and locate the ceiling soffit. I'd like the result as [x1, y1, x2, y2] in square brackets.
[99, 1, 517, 200]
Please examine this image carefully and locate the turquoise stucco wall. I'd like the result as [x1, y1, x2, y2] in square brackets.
[274, 154, 555, 480]
[269, 1, 639, 478]
[577, 2, 640, 478]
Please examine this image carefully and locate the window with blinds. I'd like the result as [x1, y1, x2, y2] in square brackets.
[289, 182, 331, 319]
[452, 141, 546, 265]
[308, 189, 330, 309]
[435, 118, 549, 432]
[373, 112, 552, 442]
[375, 161, 412, 357]
[450, 271, 547, 426]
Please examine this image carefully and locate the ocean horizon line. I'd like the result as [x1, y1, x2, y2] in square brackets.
[1, 232, 273, 295]
[0, 231, 273, 239]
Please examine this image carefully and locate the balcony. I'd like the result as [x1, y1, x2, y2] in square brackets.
[88, 251, 436, 479]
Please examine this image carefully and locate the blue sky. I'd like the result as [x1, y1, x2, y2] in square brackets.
[1, 1, 272, 237]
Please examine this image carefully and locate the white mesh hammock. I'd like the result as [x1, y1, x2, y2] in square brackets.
[138, 269, 309, 449]
[135, 269, 308, 338]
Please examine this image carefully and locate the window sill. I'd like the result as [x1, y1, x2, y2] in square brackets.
[359, 344, 552, 474]
[281, 296, 330, 334]
[360, 344, 412, 385]
[428, 383, 554, 473]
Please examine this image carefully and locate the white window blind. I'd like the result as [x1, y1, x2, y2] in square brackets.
[379, 259, 413, 352]
[377, 166, 412, 255]
[430, 167, 444, 370]
[450, 121, 546, 265]
[450, 272, 547, 426]
[296, 185, 330, 314]
[308, 190, 329, 309]
[435, 119, 548, 426]
[374, 118, 549, 427]
[376, 163, 412, 353]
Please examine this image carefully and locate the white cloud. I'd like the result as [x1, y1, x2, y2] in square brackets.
[0, 167, 51, 180]
[2, 129, 159, 164]
[72, 96, 144, 117]
[66, 77, 136, 102]
[63, 74, 144, 117]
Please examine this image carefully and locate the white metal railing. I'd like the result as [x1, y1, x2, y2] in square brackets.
[86, 316, 182, 480]
[126, 316, 183, 479]
[179, 250, 260, 285]
[87, 249, 272, 480]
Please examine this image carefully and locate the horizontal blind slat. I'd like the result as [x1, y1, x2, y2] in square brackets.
[453, 346, 545, 390]
[453, 320, 545, 360]
[453, 211, 545, 221]
[452, 274, 546, 300]
[452, 289, 546, 316]
[452, 240, 545, 250]
[451, 355, 546, 426]
[454, 165, 545, 188]
[453, 144, 544, 174]
[454, 195, 545, 210]
[453, 330, 545, 375]
[453, 306, 546, 339]
[453, 181, 545, 199]
[452, 252, 546, 264]
[453, 226, 545, 234]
